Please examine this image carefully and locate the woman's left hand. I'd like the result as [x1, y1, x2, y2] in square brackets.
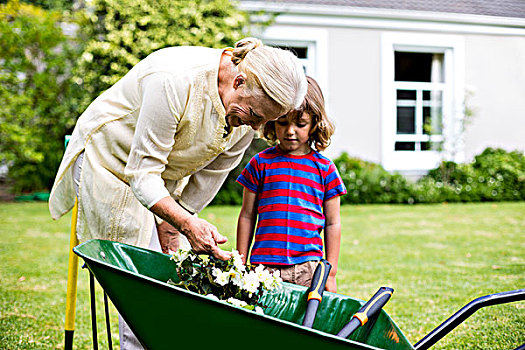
[156, 220, 181, 254]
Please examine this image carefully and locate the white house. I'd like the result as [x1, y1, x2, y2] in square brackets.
[240, 0, 525, 178]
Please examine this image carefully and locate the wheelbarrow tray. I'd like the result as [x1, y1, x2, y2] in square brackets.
[74, 239, 413, 350]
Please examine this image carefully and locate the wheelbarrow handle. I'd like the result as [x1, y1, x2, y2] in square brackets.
[414, 289, 525, 350]
[336, 287, 394, 339]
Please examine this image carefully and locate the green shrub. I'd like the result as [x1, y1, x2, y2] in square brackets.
[472, 148, 525, 200]
[422, 162, 487, 202]
[332, 148, 524, 204]
[212, 147, 524, 205]
[423, 148, 525, 202]
[333, 153, 413, 204]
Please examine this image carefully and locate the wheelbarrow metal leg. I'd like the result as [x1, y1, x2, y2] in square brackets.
[65, 198, 79, 350]
[90, 271, 99, 350]
[104, 291, 113, 350]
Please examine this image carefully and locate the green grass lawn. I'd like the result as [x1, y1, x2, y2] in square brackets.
[1, 201, 524, 349]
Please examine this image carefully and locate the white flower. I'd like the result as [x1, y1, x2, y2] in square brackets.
[170, 249, 191, 263]
[255, 306, 264, 315]
[262, 276, 276, 290]
[254, 265, 276, 290]
[270, 270, 283, 290]
[231, 249, 246, 272]
[251, 265, 282, 290]
[214, 270, 230, 286]
[212, 267, 221, 277]
[242, 271, 260, 295]
[227, 297, 248, 308]
[254, 264, 266, 277]
[227, 269, 243, 287]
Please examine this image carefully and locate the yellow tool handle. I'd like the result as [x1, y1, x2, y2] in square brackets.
[65, 198, 79, 331]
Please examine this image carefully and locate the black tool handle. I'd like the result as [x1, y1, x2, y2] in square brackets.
[302, 259, 332, 328]
[337, 286, 394, 338]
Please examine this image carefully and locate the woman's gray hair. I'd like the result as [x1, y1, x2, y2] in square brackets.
[232, 37, 307, 114]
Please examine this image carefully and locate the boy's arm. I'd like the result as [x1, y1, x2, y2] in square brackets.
[323, 195, 342, 293]
[237, 188, 258, 265]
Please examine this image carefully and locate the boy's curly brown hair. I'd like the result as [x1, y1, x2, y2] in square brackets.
[263, 76, 334, 151]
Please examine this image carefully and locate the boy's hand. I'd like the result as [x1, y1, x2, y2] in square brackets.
[326, 275, 337, 293]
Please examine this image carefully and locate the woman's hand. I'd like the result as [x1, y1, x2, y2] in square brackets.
[156, 220, 181, 254]
[150, 196, 231, 260]
[180, 216, 232, 260]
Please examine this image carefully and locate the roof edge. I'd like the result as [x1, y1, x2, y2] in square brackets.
[240, 1, 525, 28]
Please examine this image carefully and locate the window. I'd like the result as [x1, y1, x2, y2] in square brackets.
[256, 25, 328, 94]
[273, 45, 310, 74]
[394, 51, 444, 152]
[381, 33, 465, 175]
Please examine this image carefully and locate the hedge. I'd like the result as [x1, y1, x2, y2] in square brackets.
[338, 147, 525, 204]
[213, 147, 525, 205]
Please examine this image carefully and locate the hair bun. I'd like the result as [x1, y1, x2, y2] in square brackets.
[231, 37, 263, 65]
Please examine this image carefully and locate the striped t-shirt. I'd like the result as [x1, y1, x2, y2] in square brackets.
[236, 146, 347, 265]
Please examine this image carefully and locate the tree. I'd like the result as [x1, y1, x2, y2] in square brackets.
[1, 0, 254, 193]
[73, 0, 251, 112]
[0, 0, 82, 192]
[13, 0, 75, 11]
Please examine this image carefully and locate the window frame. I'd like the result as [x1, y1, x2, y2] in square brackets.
[381, 33, 465, 174]
[394, 71, 445, 151]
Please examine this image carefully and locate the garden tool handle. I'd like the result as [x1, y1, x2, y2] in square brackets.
[337, 287, 394, 338]
[302, 259, 332, 328]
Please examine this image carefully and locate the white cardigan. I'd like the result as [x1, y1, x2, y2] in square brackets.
[49, 46, 253, 247]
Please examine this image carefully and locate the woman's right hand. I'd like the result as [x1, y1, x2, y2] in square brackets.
[180, 216, 232, 260]
[150, 196, 232, 261]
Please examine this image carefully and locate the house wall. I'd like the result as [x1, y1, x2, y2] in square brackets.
[251, 12, 525, 170]
[320, 27, 525, 165]
[328, 29, 525, 165]
[463, 34, 525, 161]
[326, 28, 382, 162]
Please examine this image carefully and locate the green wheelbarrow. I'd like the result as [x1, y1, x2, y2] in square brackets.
[73, 239, 525, 350]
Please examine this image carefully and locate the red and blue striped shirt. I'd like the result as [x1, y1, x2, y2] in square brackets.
[237, 146, 346, 265]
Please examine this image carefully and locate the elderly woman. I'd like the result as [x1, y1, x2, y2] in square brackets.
[50, 37, 306, 348]
[50, 37, 306, 255]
